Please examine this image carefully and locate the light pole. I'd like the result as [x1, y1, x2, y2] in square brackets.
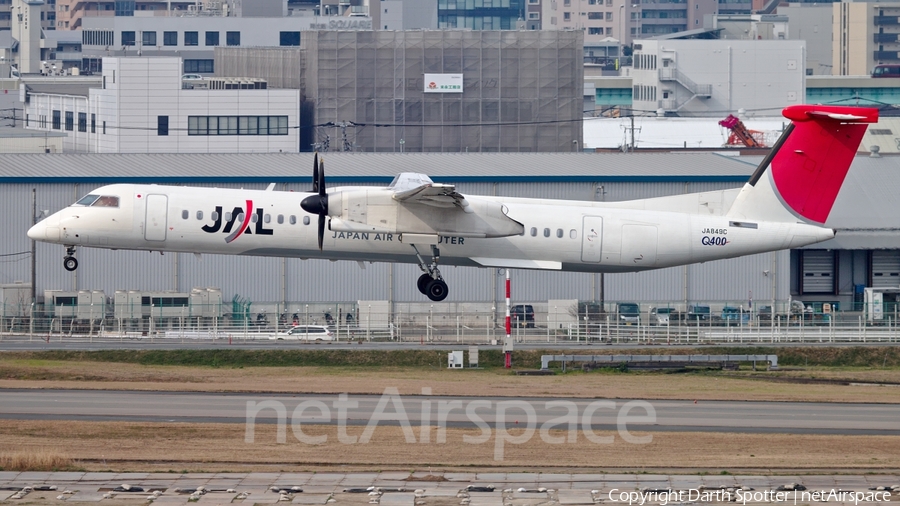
[399, 138, 405, 153]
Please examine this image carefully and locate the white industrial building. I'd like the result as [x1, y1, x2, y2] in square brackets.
[1, 151, 897, 314]
[23, 57, 300, 153]
[630, 39, 806, 116]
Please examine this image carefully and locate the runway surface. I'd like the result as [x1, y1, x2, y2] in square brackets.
[1, 389, 898, 435]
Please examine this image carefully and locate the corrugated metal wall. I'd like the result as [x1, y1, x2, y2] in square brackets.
[15, 180, 792, 305]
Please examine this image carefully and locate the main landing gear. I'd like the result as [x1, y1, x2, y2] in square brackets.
[63, 246, 78, 271]
[412, 244, 448, 302]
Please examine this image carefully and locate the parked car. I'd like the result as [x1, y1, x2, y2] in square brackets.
[577, 301, 604, 321]
[511, 304, 535, 328]
[649, 307, 680, 325]
[270, 325, 334, 341]
[686, 304, 711, 321]
[616, 302, 641, 324]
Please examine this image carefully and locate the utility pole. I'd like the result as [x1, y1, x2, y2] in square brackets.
[623, 115, 641, 152]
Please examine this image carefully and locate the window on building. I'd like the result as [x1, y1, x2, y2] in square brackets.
[102, 121, 106, 134]
[25, 114, 29, 127]
[114, 0, 134, 16]
[563, 12, 571, 20]
[279, 31, 301, 46]
[78, 112, 86, 132]
[589, 27, 601, 34]
[183, 59, 214, 73]
[64, 111, 73, 131]
[158, 116, 168, 136]
[163, 31, 177, 45]
[142, 30, 156, 46]
[188, 116, 289, 136]
[528, 12, 539, 19]
[121, 30, 135, 46]
[226, 31, 240, 46]
[184, 31, 198, 46]
[205, 31, 219, 46]
[606, 27, 612, 34]
[564, 0, 571, 4]
[606, 11, 612, 20]
[588, 11, 602, 19]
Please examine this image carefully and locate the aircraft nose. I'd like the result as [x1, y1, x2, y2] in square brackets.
[28, 213, 60, 242]
[27, 222, 43, 240]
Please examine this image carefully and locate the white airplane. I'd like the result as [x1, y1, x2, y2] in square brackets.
[28, 104, 877, 302]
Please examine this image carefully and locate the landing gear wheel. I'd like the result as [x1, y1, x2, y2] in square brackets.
[425, 279, 449, 302]
[63, 256, 78, 272]
[417, 273, 432, 294]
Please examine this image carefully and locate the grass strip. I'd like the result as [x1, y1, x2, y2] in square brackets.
[3, 346, 899, 369]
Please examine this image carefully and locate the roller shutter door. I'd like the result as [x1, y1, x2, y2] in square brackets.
[872, 250, 900, 288]
[801, 250, 835, 294]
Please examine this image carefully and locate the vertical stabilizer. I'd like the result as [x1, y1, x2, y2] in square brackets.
[727, 105, 878, 224]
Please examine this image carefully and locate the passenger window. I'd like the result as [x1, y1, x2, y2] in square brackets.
[303, 216, 310, 225]
[251, 213, 258, 223]
[237, 213, 245, 223]
[264, 214, 271, 224]
[543, 228, 550, 238]
[277, 214, 284, 224]
[556, 228, 563, 238]
[530, 227, 537, 237]
[181, 210, 189, 220]
[212, 211, 219, 222]
[224, 212, 232, 222]
[289, 215, 297, 225]
[92, 195, 119, 207]
[570, 229, 577, 239]
[196, 210, 203, 220]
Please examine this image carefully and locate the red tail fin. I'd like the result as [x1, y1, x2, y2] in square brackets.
[770, 105, 878, 224]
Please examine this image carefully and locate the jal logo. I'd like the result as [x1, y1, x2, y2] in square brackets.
[428, 82, 437, 89]
[201, 200, 273, 243]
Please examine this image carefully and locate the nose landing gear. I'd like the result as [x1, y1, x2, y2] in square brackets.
[412, 244, 448, 302]
[63, 246, 78, 271]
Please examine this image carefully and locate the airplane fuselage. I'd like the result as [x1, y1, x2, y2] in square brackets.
[31, 183, 833, 274]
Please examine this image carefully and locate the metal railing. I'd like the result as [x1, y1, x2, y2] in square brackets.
[2, 304, 899, 345]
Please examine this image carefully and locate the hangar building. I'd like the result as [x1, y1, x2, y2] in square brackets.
[2, 151, 897, 313]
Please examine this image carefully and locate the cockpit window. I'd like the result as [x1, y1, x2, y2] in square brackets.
[91, 196, 119, 207]
[75, 194, 100, 206]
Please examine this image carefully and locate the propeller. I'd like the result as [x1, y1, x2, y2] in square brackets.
[300, 154, 328, 250]
[312, 152, 319, 193]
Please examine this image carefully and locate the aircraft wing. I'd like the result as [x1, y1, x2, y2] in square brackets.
[392, 182, 471, 211]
